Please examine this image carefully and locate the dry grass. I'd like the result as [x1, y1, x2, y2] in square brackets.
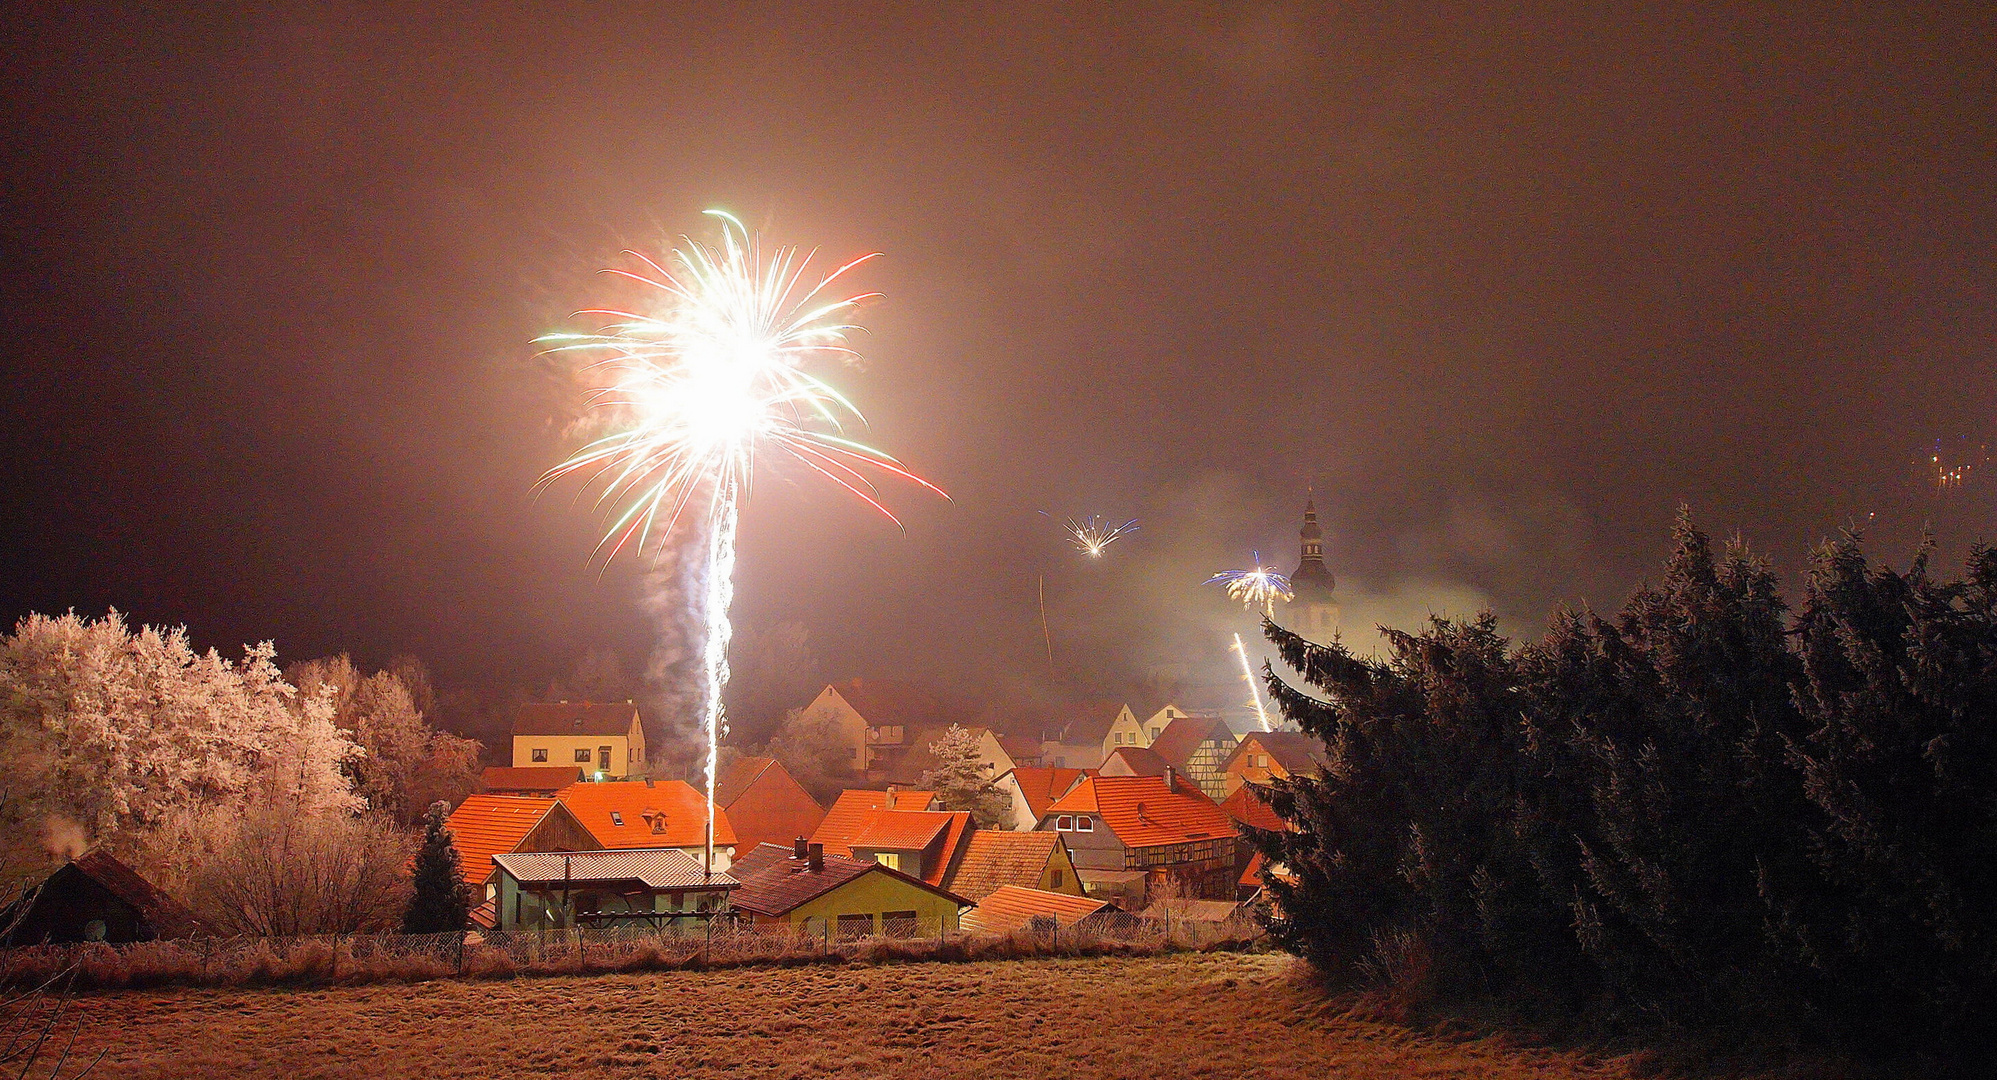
[67, 953, 1642, 1079]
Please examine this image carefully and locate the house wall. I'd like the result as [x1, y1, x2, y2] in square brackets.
[473, 808, 604, 902]
[1037, 812, 1124, 871]
[1222, 736, 1293, 796]
[994, 773, 1038, 831]
[757, 871, 962, 934]
[791, 687, 871, 772]
[5, 870, 146, 945]
[1040, 841, 1084, 895]
[1101, 711, 1151, 759]
[1185, 735, 1239, 800]
[512, 734, 634, 776]
[1038, 741, 1104, 770]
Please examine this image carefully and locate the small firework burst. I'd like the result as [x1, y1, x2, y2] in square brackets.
[1064, 515, 1139, 557]
[1205, 553, 1294, 616]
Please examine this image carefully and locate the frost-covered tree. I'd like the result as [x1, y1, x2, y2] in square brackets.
[920, 724, 1012, 829]
[289, 654, 481, 825]
[403, 800, 471, 933]
[0, 610, 360, 847]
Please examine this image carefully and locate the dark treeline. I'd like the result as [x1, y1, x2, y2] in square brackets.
[1251, 512, 1997, 1053]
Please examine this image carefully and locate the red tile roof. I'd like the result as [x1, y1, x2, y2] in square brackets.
[444, 795, 566, 889]
[1046, 775, 1237, 848]
[946, 831, 1070, 900]
[727, 842, 971, 917]
[847, 810, 952, 852]
[557, 779, 736, 850]
[1100, 746, 1171, 777]
[1221, 784, 1288, 832]
[998, 735, 1041, 764]
[513, 701, 641, 737]
[824, 679, 967, 729]
[481, 765, 585, 793]
[1005, 767, 1092, 820]
[811, 789, 938, 856]
[1240, 850, 1267, 890]
[1147, 715, 1236, 771]
[1052, 702, 1127, 746]
[960, 885, 1108, 935]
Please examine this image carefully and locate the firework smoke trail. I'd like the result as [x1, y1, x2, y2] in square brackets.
[1205, 553, 1295, 617]
[537, 210, 943, 875]
[1232, 632, 1272, 732]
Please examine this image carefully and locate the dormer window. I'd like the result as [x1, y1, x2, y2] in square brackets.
[1055, 815, 1073, 830]
[610, 811, 624, 826]
[1077, 816, 1094, 832]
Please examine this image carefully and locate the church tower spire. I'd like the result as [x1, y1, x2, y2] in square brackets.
[1289, 494, 1339, 641]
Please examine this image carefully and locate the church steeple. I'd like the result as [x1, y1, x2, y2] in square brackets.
[1292, 496, 1334, 594]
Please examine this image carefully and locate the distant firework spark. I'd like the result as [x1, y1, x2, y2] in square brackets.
[536, 209, 942, 875]
[1925, 438, 1989, 493]
[1063, 515, 1139, 558]
[1206, 554, 1294, 616]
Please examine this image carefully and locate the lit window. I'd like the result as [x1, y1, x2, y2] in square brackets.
[1055, 816, 1072, 830]
[610, 811, 624, 827]
[874, 852, 901, 871]
[531, 748, 548, 762]
[574, 748, 591, 763]
[1077, 816, 1094, 832]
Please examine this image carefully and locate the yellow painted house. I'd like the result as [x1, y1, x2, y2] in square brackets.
[728, 841, 970, 938]
[511, 701, 647, 779]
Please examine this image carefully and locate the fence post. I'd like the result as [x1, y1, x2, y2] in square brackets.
[457, 930, 466, 974]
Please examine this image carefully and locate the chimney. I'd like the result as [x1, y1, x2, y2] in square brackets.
[793, 836, 809, 860]
[1163, 764, 1176, 792]
[807, 842, 824, 872]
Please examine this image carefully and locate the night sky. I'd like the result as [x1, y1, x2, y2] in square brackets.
[3, 6, 1992, 739]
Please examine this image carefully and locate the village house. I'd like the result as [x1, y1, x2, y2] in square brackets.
[946, 831, 1084, 899]
[788, 678, 968, 776]
[490, 849, 737, 932]
[511, 700, 647, 779]
[994, 765, 1091, 831]
[442, 794, 602, 921]
[1146, 714, 1239, 800]
[0, 851, 209, 945]
[557, 778, 739, 872]
[728, 840, 971, 938]
[810, 788, 939, 856]
[960, 885, 1111, 935]
[845, 808, 974, 887]
[480, 765, 586, 796]
[714, 756, 827, 854]
[1039, 702, 1132, 770]
[1038, 770, 1239, 905]
[1219, 730, 1324, 795]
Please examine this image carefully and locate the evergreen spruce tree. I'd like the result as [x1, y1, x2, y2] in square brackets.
[919, 724, 1013, 828]
[403, 799, 471, 934]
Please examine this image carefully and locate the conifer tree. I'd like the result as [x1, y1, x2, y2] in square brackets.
[403, 799, 471, 934]
[919, 724, 1013, 828]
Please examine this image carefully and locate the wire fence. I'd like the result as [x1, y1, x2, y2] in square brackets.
[0, 911, 1267, 992]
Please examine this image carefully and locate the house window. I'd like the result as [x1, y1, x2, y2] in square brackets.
[610, 811, 624, 827]
[599, 746, 611, 769]
[883, 910, 919, 938]
[1055, 816, 1072, 830]
[1077, 816, 1094, 832]
[531, 748, 548, 762]
[837, 913, 874, 940]
[1049, 870, 1063, 889]
[874, 852, 902, 872]
[1149, 727, 1160, 739]
[574, 748, 592, 763]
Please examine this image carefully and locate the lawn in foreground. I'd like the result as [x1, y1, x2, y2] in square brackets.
[75, 953, 1635, 1079]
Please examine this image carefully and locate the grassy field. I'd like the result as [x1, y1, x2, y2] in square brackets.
[68, 952, 1640, 1079]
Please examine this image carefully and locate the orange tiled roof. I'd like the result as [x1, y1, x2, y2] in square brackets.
[847, 809, 952, 852]
[946, 830, 1067, 900]
[557, 779, 736, 850]
[824, 679, 967, 729]
[960, 885, 1108, 935]
[811, 789, 938, 856]
[1100, 746, 1171, 777]
[1240, 850, 1267, 889]
[1046, 775, 1236, 849]
[481, 765, 585, 793]
[1221, 784, 1288, 832]
[715, 757, 825, 853]
[1006, 767, 1091, 820]
[714, 756, 776, 807]
[444, 795, 561, 889]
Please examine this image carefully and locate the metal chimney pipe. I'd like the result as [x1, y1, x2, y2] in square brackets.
[793, 836, 809, 860]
